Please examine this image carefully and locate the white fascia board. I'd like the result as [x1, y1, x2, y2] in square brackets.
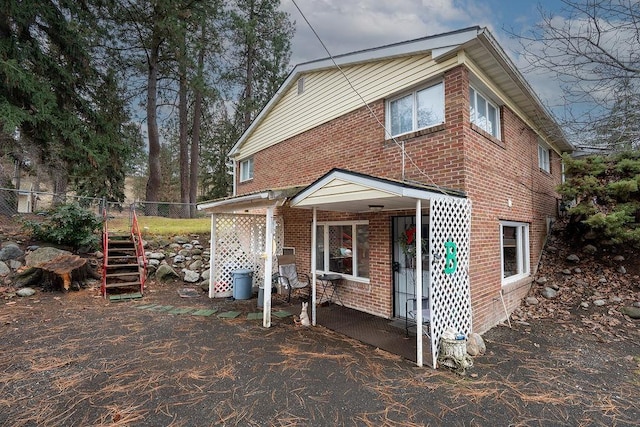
[196, 192, 270, 211]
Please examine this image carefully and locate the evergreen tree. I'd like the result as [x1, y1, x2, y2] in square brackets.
[0, 0, 134, 201]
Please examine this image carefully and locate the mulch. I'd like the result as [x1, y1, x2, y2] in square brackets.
[1, 278, 638, 427]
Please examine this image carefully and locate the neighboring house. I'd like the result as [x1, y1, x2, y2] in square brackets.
[198, 26, 572, 367]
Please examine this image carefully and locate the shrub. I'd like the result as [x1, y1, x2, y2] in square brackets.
[560, 152, 640, 245]
[23, 203, 103, 250]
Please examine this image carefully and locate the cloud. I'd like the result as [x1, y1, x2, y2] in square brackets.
[282, 0, 495, 64]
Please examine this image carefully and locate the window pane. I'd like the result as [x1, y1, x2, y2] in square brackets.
[487, 103, 497, 136]
[502, 226, 517, 278]
[390, 94, 413, 135]
[469, 88, 476, 123]
[315, 225, 324, 270]
[356, 224, 369, 278]
[477, 95, 487, 131]
[329, 225, 353, 275]
[417, 83, 444, 129]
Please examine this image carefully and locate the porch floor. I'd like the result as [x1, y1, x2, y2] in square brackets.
[315, 303, 432, 365]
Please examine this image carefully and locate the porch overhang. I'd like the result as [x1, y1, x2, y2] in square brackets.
[289, 168, 466, 212]
[196, 187, 302, 214]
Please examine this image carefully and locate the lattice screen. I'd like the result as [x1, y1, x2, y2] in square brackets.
[429, 198, 472, 368]
[211, 214, 284, 298]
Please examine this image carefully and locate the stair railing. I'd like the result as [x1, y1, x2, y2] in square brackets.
[130, 207, 147, 294]
[101, 207, 109, 297]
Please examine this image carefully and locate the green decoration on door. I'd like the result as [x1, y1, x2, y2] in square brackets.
[444, 240, 457, 274]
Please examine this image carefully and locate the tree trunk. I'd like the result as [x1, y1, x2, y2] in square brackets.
[145, 34, 161, 216]
[178, 30, 190, 218]
[189, 22, 205, 218]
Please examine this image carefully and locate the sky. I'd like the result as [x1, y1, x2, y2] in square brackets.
[280, 0, 566, 110]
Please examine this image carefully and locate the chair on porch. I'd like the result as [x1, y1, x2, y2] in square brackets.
[275, 254, 310, 302]
[405, 296, 431, 337]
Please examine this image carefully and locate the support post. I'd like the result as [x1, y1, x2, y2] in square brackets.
[311, 207, 317, 326]
[208, 214, 217, 299]
[263, 206, 275, 327]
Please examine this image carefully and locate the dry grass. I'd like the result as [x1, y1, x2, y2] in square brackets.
[107, 215, 210, 236]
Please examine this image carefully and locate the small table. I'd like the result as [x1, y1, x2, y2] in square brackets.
[317, 273, 343, 305]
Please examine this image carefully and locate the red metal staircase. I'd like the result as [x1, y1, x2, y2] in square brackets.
[101, 209, 147, 300]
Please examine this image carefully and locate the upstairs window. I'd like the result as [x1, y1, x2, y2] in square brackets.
[239, 157, 254, 182]
[470, 86, 500, 139]
[538, 144, 551, 173]
[387, 81, 444, 137]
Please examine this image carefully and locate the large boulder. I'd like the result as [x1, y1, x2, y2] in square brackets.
[466, 333, 486, 356]
[0, 261, 10, 276]
[0, 243, 23, 261]
[155, 264, 179, 281]
[621, 306, 640, 319]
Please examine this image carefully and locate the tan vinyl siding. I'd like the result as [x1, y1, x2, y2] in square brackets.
[236, 54, 460, 159]
[294, 179, 392, 207]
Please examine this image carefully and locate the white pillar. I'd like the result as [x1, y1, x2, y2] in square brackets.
[415, 199, 423, 367]
[208, 214, 217, 299]
[311, 207, 317, 326]
[263, 206, 275, 327]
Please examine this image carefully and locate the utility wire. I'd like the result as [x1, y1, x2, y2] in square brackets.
[290, 0, 455, 196]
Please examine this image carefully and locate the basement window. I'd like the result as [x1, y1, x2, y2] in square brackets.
[501, 221, 530, 284]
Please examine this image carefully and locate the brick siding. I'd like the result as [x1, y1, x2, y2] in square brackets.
[239, 64, 563, 333]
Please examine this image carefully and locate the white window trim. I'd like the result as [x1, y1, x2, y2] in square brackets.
[500, 221, 530, 285]
[386, 80, 444, 138]
[470, 86, 501, 139]
[315, 220, 370, 283]
[538, 143, 551, 173]
[239, 157, 254, 182]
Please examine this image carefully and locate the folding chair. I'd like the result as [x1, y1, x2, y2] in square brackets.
[275, 254, 310, 302]
[405, 296, 431, 337]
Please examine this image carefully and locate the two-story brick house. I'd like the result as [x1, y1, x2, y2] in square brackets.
[198, 26, 572, 367]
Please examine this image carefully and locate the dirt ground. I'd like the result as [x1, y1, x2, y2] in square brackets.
[1, 275, 639, 427]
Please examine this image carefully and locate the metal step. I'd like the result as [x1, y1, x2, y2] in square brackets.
[106, 271, 141, 279]
[105, 281, 141, 289]
[106, 263, 139, 270]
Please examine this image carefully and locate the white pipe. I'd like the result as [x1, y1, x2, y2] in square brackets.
[415, 199, 423, 367]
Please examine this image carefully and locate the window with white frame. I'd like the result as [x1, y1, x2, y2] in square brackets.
[469, 86, 500, 139]
[538, 144, 551, 173]
[316, 221, 369, 280]
[501, 221, 530, 283]
[387, 81, 444, 137]
[239, 157, 254, 182]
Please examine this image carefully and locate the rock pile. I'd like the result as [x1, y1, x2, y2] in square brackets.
[512, 221, 640, 334]
[144, 235, 211, 291]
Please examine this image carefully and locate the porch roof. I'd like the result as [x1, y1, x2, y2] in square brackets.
[196, 187, 302, 214]
[289, 169, 466, 213]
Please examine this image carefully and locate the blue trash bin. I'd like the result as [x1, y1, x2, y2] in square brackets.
[232, 269, 253, 300]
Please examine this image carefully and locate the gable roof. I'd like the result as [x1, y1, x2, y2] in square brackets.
[229, 26, 572, 159]
[289, 168, 465, 213]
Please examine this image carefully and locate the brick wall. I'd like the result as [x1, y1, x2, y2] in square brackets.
[240, 64, 563, 332]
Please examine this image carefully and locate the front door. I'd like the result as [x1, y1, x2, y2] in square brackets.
[392, 215, 429, 318]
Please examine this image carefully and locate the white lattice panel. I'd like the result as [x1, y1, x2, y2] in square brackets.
[429, 198, 472, 368]
[212, 214, 284, 298]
